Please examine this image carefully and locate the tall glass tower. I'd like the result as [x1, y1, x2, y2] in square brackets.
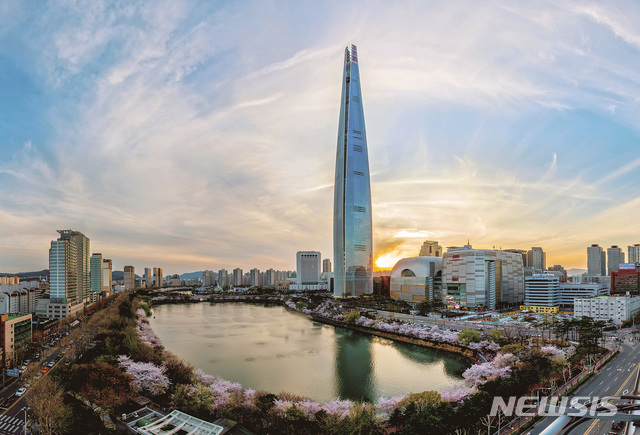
[333, 44, 373, 297]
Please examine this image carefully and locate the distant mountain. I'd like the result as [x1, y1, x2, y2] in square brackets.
[0, 270, 48, 279]
[112, 271, 142, 280]
[567, 268, 587, 277]
[179, 271, 203, 280]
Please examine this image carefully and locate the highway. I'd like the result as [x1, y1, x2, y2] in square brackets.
[528, 337, 640, 435]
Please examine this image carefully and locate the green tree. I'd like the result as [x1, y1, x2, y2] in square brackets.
[488, 329, 507, 345]
[343, 311, 361, 324]
[458, 329, 482, 345]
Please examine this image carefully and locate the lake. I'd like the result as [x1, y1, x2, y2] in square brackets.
[148, 302, 469, 403]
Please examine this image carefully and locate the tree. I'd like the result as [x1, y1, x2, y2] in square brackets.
[488, 329, 507, 345]
[343, 311, 361, 324]
[458, 330, 482, 345]
[28, 377, 72, 435]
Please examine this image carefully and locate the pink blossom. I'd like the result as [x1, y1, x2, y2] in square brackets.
[375, 395, 406, 414]
[540, 346, 564, 357]
[322, 399, 354, 418]
[462, 361, 511, 387]
[118, 355, 170, 395]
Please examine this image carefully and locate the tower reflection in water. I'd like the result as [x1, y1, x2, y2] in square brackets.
[334, 328, 375, 402]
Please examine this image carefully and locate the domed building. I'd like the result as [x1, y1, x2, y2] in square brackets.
[390, 257, 443, 303]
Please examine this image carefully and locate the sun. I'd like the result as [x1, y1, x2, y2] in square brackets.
[374, 252, 402, 270]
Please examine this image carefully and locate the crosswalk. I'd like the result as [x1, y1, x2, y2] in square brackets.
[0, 414, 24, 434]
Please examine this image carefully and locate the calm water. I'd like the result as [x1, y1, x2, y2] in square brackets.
[148, 302, 469, 403]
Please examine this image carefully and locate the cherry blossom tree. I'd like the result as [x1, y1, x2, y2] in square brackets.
[118, 355, 170, 395]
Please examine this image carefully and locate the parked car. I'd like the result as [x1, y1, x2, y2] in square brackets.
[47, 361, 55, 367]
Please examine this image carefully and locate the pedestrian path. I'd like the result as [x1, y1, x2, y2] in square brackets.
[0, 414, 24, 434]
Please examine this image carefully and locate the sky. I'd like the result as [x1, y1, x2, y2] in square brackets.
[1, 1, 640, 275]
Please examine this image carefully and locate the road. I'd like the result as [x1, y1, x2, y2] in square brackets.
[528, 337, 640, 435]
[0, 345, 68, 434]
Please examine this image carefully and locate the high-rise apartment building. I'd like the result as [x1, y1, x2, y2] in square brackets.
[124, 266, 135, 291]
[202, 270, 214, 287]
[47, 230, 90, 318]
[249, 268, 260, 287]
[419, 240, 442, 257]
[607, 246, 625, 274]
[102, 259, 112, 295]
[587, 244, 606, 276]
[265, 269, 275, 287]
[218, 269, 228, 287]
[628, 244, 640, 265]
[90, 253, 103, 295]
[144, 268, 153, 287]
[527, 247, 546, 271]
[153, 267, 163, 287]
[233, 268, 243, 287]
[322, 259, 332, 274]
[333, 44, 373, 298]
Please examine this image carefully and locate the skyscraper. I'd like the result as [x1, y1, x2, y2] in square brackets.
[322, 259, 332, 273]
[333, 44, 373, 298]
[628, 244, 640, 265]
[124, 266, 135, 290]
[296, 251, 321, 286]
[144, 268, 153, 287]
[153, 267, 163, 287]
[102, 259, 112, 295]
[90, 253, 103, 295]
[607, 245, 625, 275]
[587, 244, 606, 276]
[527, 247, 546, 271]
[48, 230, 90, 318]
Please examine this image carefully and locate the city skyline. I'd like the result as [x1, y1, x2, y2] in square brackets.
[2, 2, 640, 274]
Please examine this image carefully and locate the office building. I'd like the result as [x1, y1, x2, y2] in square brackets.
[419, 241, 442, 257]
[558, 282, 608, 308]
[574, 295, 640, 325]
[333, 44, 373, 298]
[124, 266, 135, 291]
[611, 264, 640, 296]
[607, 245, 625, 275]
[292, 251, 327, 290]
[47, 230, 90, 318]
[523, 274, 560, 312]
[527, 247, 546, 272]
[154, 267, 163, 287]
[90, 253, 103, 295]
[587, 244, 606, 276]
[0, 313, 32, 365]
[323, 259, 332, 274]
[233, 268, 243, 287]
[628, 244, 640, 265]
[390, 257, 443, 303]
[102, 259, 112, 295]
[504, 249, 527, 267]
[442, 246, 524, 310]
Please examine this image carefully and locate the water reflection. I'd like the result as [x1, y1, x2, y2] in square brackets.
[148, 303, 469, 403]
[334, 328, 374, 401]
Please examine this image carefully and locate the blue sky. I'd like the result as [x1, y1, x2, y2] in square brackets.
[1, 1, 640, 274]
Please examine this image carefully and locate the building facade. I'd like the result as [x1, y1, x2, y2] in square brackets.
[232, 268, 243, 287]
[527, 247, 546, 272]
[218, 269, 229, 287]
[628, 244, 640, 265]
[322, 259, 332, 274]
[524, 274, 560, 307]
[124, 266, 135, 291]
[390, 257, 443, 303]
[102, 259, 112, 295]
[333, 44, 373, 298]
[0, 313, 32, 365]
[607, 245, 625, 275]
[419, 241, 442, 257]
[442, 246, 524, 310]
[90, 253, 103, 295]
[611, 265, 640, 296]
[154, 267, 163, 288]
[574, 295, 640, 325]
[587, 244, 606, 276]
[48, 230, 90, 318]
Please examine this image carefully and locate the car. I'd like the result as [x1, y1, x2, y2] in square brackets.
[15, 387, 26, 397]
[20, 365, 26, 371]
[40, 367, 48, 374]
[47, 361, 55, 367]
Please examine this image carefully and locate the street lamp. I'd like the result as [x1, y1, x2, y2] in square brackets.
[20, 406, 30, 434]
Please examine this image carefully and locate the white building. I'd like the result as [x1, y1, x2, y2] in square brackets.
[102, 259, 112, 295]
[559, 282, 609, 308]
[525, 274, 560, 307]
[390, 257, 442, 303]
[574, 295, 640, 325]
[628, 244, 640, 265]
[442, 246, 524, 310]
[202, 270, 215, 287]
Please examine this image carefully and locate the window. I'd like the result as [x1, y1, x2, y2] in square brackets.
[352, 129, 362, 135]
[353, 206, 365, 212]
[353, 171, 364, 176]
[354, 244, 366, 251]
[353, 145, 363, 152]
